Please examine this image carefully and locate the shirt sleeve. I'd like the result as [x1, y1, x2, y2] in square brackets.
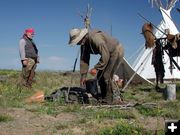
[80, 45, 90, 75]
[19, 39, 26, 60]
[92, 34, 110, 70]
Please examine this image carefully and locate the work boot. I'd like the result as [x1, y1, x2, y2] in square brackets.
[17, 76, 31, 88]
[26, 71, 35, 88]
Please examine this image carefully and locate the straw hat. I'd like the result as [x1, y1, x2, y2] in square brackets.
[68, 28, 88, 45]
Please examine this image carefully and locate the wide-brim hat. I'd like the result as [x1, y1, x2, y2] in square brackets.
[68, 28, 88, 45]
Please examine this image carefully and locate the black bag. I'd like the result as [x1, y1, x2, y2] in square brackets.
[85, 79, 101, 100]
[44, 79, 101, 104]
[44, 86, 99, 104]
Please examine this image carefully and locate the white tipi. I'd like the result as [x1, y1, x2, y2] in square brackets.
[132, 0, 179, 82]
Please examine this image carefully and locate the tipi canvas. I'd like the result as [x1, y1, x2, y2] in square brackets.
[133, 0, 179, 82]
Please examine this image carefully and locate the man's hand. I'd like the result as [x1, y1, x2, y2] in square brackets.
[22, 59, 28, 66]
[37, 56, 40, 63]
[80, 77, 86, 87]
[37, 60, 40, 63]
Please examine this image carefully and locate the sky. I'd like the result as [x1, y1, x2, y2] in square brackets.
[0, 0, 179, 71]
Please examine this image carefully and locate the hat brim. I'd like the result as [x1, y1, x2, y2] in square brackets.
[69, 29, 88, 45]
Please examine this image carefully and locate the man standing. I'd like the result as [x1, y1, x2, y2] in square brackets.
[68, 28, 124, 104]
[19, 28, 39, 88]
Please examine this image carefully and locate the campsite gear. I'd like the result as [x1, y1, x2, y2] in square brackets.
[25, 90, 44, 103]
[134, 1, 180, 83]
[167, 33, 178, 49]
[138, 13, 167, 36]
[164, 50, 180, 71]
[73, 48, 80, 72]
[78, 4, 92, 30]
[44, 86, 99, 104]
[85, 79, 101, 100]
[45, 79, 101, 103]
[164, 84, 176, 101]
[45, 87, 87, 103]
[68, 28, 88, 45]
[121, 46, 155, 92]
[45, 78, 124, 105]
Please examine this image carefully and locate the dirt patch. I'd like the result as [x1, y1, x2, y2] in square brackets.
[138, 116, 165, 132]
[0, 107, 166, 135]
[0, 107, 78, 135]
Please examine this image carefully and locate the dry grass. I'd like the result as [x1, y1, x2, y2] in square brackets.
[0, 69, 179, 135]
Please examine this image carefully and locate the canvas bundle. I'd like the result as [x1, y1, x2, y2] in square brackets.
[44, 79, 100, 104]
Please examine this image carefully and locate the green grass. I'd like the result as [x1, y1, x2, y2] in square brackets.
[135, 105, 163, 117]
[0, 114, 13, 122]
[0, 69, 179, 135]
[93, 109, 136, 120]
[99, 120, 151, 135]
[0, 69, 19, 76]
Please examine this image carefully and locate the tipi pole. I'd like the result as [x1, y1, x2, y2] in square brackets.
[138, 13, 167, 36]
[121, 47, 155, 92]
[164, 50, 180, 71]
[73, 48, 80, 72]
[161, 8, 180, 30]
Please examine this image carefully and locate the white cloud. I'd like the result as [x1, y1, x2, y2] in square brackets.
[38, 56, 72, 71]
[47, 56, 64, 63]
